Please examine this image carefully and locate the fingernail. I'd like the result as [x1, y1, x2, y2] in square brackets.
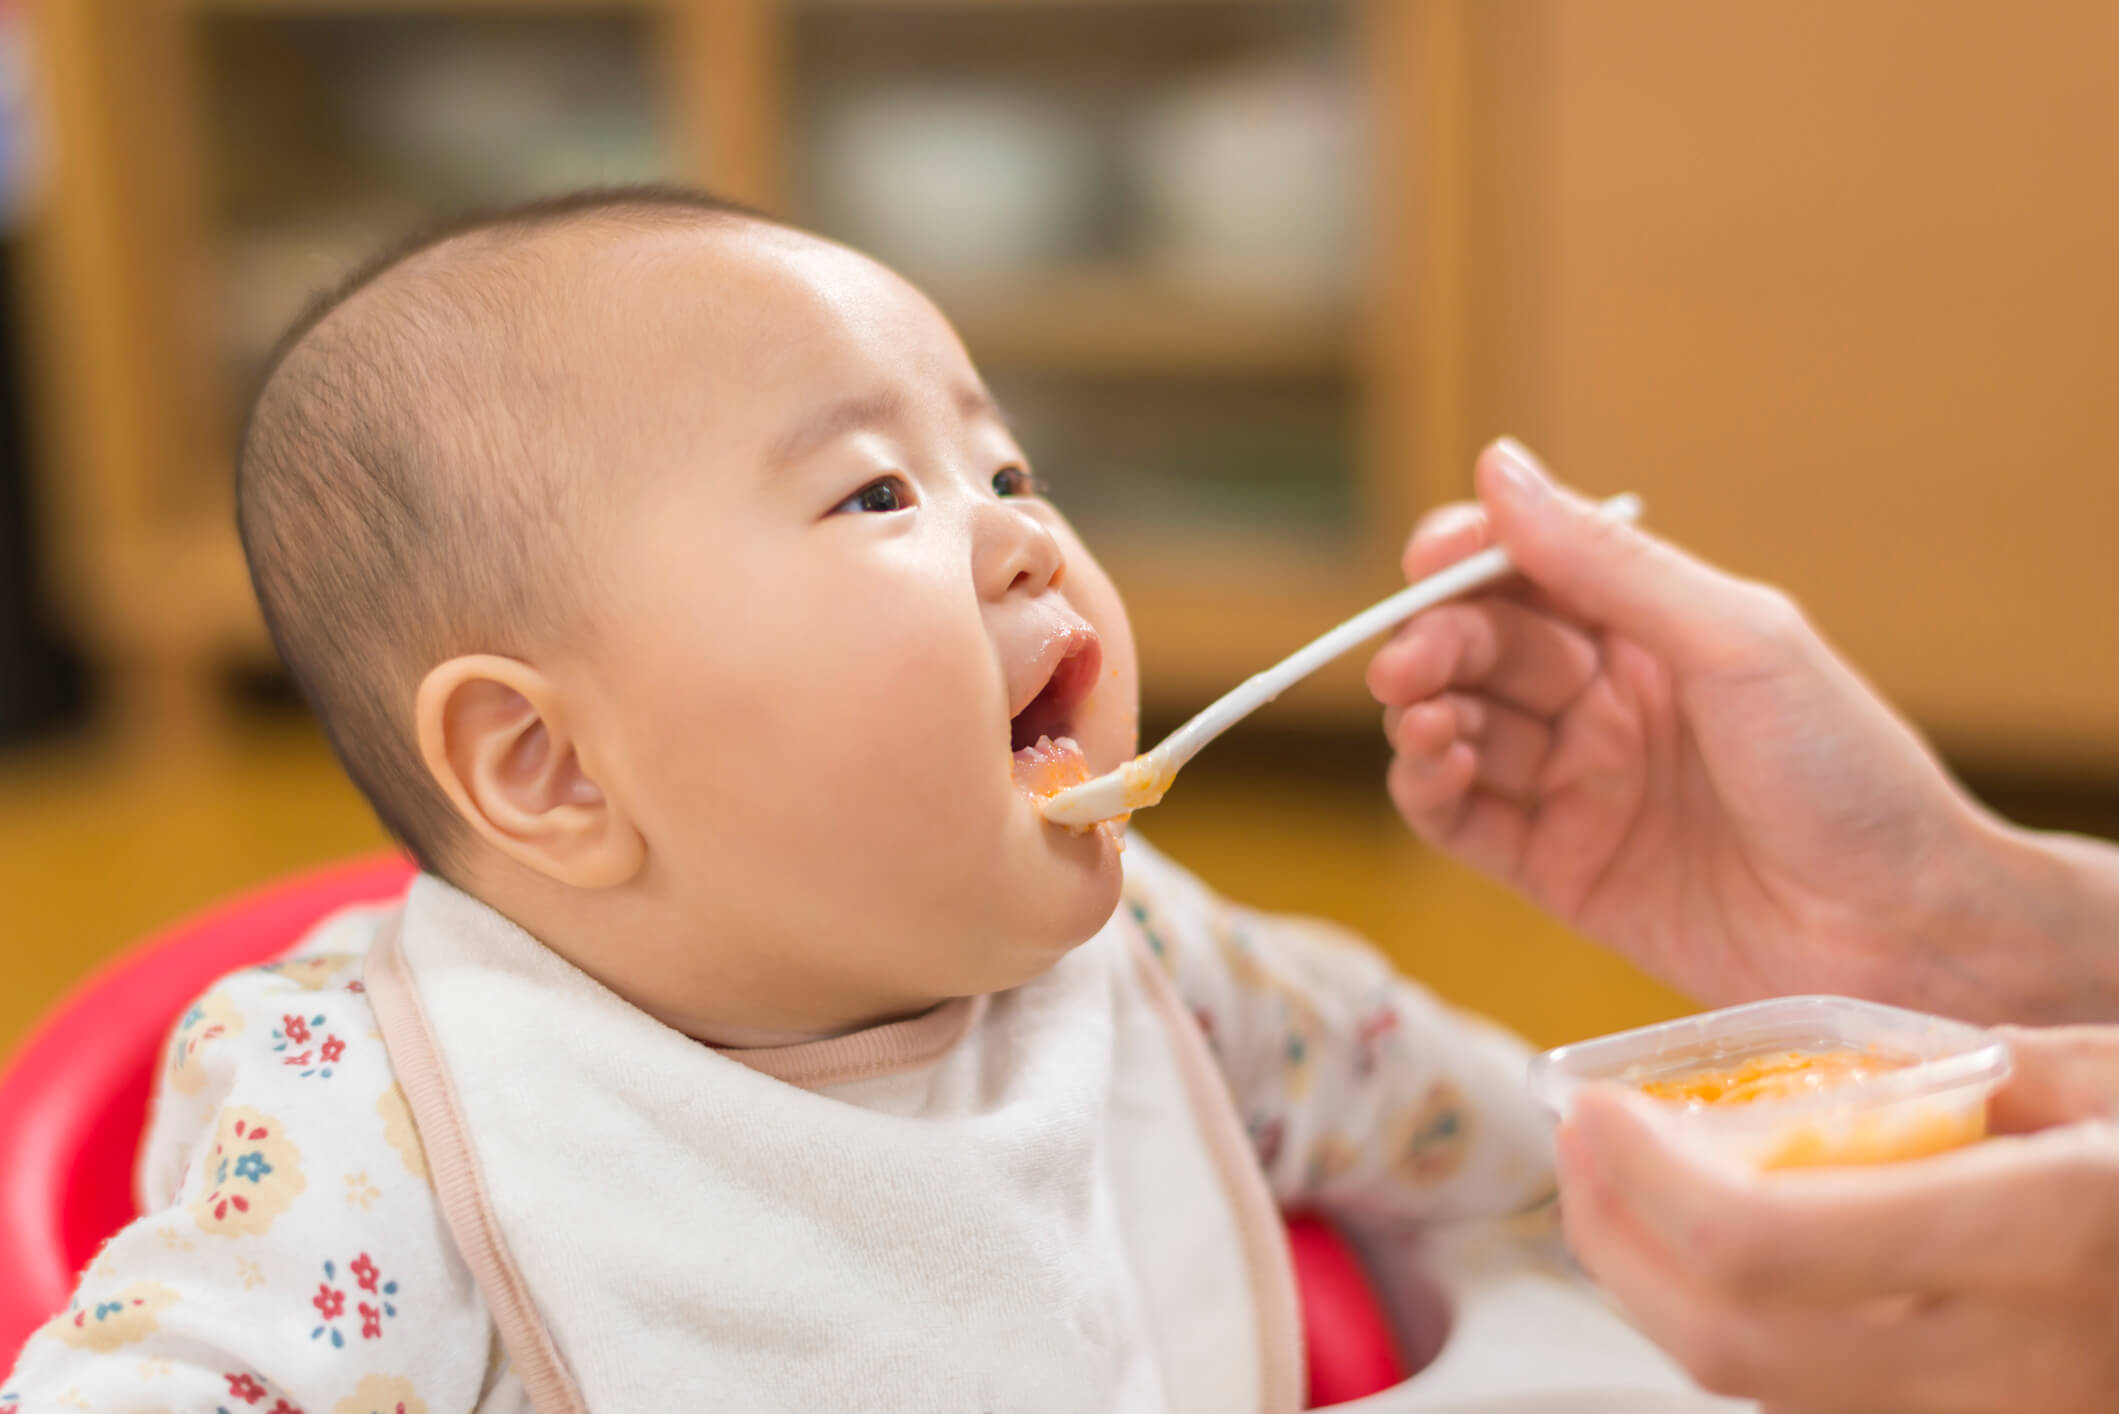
[1492, 437, 1552, 500]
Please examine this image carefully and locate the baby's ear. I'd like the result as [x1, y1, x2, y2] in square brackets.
[414, 655, 644, 889]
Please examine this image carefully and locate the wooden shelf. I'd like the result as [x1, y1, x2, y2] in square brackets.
[25, 0, 1405, 757]
[940, 270, 1352, 377]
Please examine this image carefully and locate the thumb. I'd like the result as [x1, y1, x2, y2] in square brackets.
[1477, 438, 1784, 673]
[1987, 1025, 2119, 1133]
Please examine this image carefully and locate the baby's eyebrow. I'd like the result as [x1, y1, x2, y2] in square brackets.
[768, 384, 1016, 470]
[767, 389, 905, 470]
[957, 383, 1016, 435]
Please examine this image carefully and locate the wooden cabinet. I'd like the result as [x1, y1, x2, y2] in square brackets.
[20, 0, 2118, 773]
[23, 0, 1452, 750]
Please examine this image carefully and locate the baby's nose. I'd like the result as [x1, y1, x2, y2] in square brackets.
[975, 503, 1066, 600]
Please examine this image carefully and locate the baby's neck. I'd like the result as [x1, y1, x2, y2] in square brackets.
[466, 865, 950, 1050]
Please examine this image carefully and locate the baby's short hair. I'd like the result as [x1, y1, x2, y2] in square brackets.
[236, 185, 772, 875]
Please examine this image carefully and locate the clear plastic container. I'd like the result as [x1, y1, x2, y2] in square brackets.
[1529, 996, 2012, 1170]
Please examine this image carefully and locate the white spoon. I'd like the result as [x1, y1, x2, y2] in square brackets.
[1039, 492, 1645, 828]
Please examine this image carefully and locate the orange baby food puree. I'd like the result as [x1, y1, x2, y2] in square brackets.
[1638, 1048, 1906, 1105]
[1638, 1048, 1986, 1168]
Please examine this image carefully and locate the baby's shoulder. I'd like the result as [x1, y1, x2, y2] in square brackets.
[141, 902, 423, 1208]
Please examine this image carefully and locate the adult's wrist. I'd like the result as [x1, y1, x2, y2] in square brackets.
[1931, 810, 2119, 1025]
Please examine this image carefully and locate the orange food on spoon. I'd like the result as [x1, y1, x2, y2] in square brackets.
[1012, 736, 1128, 844]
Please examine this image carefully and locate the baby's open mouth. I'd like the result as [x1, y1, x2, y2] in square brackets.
[1009, 630, 1101, 756]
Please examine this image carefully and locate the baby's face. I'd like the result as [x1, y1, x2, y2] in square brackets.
[564, 223, 1138, 1020]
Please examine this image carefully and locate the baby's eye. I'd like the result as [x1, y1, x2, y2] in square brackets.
[833, 476, 912, 515]
[992, 465, 1043, 499]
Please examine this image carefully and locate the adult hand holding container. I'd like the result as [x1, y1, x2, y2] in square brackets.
[1548, 1016, 2119, 1412]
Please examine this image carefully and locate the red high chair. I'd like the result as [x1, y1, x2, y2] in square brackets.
[0, 856, 1405, 1405]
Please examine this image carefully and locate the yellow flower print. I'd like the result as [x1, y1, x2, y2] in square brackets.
[346, 1170, 382, 1209]
[336, 1374, 429, 1414]
[43, 1282, 177, 1352]
[262, 952, 359, 991]
[377, 1084, 429, 1185]
[167, 991, 244, 1096]
[1389, 1081, 1474, 1187]
[1305, 1132, 1361, 1188]
[190, 1106, 306, 1237]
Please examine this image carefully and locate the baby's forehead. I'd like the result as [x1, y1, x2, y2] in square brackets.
[535, 222, 980, 438]
[331, 214, 981, 504]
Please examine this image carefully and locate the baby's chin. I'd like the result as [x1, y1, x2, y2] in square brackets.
[969, 804, 1125, 983]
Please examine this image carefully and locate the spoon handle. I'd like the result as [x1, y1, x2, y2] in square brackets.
[1156, 492, 1644, 772]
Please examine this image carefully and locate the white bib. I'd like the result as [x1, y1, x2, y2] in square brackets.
[366, 876, 1301, 1414]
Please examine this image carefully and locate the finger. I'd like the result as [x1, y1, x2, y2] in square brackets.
[1383, 694, 1486, 764]
[1988, 1025, 2119, 1133]
[1368, 596, 1602, 717]
[1463, 696, 1555, 800]
[1477, 438, 1803, 676]
[1667, 1283, 2077, 1414]
[1561, 1107, 1992, 1414]
[1385, 737, 1478, 823]
[1389, 690, 1559, 803]
[1556, 1118, 1774, 1400]
[1385, 752, 1532, 881]
[1401, 500, 1493, 582]
[1692, 1293, 1990, 1414]
[1572, 1085, 2119, 1302]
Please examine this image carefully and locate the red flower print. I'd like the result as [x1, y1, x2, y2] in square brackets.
[359, 1302, 383, 1340]
[268, 1401, 304, 1414]
[345, 978, 366, 993]
[282, 1013, 311, 1044]
[282, 1051, 311, 1067]
[1354, 1005, 1400, 1076]
[350, 1252, 379, 1292]
[313, 1283, 345, 1320]
[320, 1035, 346, 1064]
[225, 1372, 267, 1403]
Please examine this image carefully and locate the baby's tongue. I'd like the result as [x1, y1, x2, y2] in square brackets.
[1011, 734, 1090, 798]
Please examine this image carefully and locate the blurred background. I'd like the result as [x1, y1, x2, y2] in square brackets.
[3, 0, 2117, 1061]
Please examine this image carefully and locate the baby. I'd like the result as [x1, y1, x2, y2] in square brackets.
[4, 189, 1716, 1414]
